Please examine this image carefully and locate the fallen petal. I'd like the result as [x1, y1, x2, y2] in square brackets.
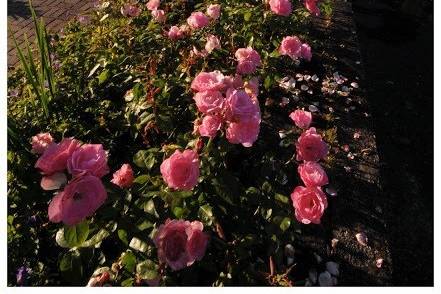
[41, 172, 67, 191]
[376, 258, 384, 268]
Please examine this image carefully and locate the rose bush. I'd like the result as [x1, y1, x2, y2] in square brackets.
[8, 0, 336, 286]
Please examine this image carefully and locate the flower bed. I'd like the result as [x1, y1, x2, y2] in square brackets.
[5, 0, 376, 287]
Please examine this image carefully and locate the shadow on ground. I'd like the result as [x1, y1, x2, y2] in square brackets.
[352, 0, 433, 286]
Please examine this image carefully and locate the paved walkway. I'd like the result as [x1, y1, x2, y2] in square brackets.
[8, 0, 92, 68]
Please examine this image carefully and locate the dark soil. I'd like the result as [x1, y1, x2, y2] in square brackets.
[352, 0, 434, 286]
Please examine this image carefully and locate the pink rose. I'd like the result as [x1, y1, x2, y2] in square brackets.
[225, 88, 260, 122]
[35, 138, 81, 175]
[152, 9, 166, 22]
[121, 4, 141, 17]
[191, 71, 225, 92]
[289, 109, 312, 129]
[146, 0, 160, 11]
[167, 26, 184, 40]
[206, 4, 221, 20]
[304, 0, 320, 16]
[67, 144, 109, 178]
[226, 116, 260, 147]
[48, 175, 107, 225]
[244, 77, 259, 99]
[301, 43, 312, 61]
[224, 74, 244, 89]
[153, 219, 208, 271]
[296, 127, 329, 162]
[198, 115, 222, 138]
[193, 90, 225, 114]
[205, 35, 221, 53]
[291, 186, 327, 224]
[160, 149, 200, 190]
[269, 0, 292, 16]
[279, 36, 302, 60]
[298, 162, 329, 187]
[235, 47, 261, 75]
[31, 132, 54, 154]
[111, 164, 134, 188]
[187, 12, 209, 30]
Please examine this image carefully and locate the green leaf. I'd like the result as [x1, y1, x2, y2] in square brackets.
[279, 217, 291, 232]
[121, 250, 137, 272]
[134, 175, 150, 185]
[98, 69, 110, 85]
[63, 221, 89, 248]
[121, 278, 134, 287]
[275, 193, 289, 204]
[133, 150, 156, 170]
[244, 11, 252, 22]
[118, 229, 128, 245]
[59, 250, 83, 285]
[198, 204, 214, 226]
[136, 260, 158, 280]
[264, 75, 273, 90]
[82, 229, 110, 247]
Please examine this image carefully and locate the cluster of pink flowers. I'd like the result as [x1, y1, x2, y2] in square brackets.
[191, 34, 221, 58]
[304, 0, 321, 16]
[167, 4, 221, 41]
[146, 0, 166, 23]
[190, 68, 261, 147]
[279, 36, 312, 62]
[153, 219, 209, 271]
[32, 133, 135, 225]
[33, 136, 109, 225]
[268, 0, 292, 16]
[121, 3, 141, 17]
[288, 110, 330, 224]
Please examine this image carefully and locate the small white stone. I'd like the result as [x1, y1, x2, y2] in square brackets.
[318, 271, 333, 286]
[308, 105, 319, 112]
[311, 74, 319, 82]
[301, 85, 309, 91]
[326, 261, 340, 276]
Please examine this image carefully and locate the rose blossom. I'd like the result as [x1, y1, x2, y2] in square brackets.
[226, 116, 260, 147]
[301, 43, 312, 61]
[296, 127, 329, 162]
[111, 164, 135, 188]
[191, 71, 225, 92]
[305, 0, 320, 16]
[269, 0, 292, 16]
[152, 9, 166, 22]
[289, 109, 312, 129]
[235, 47, 261, 75]
[298, 162, 329, 187]
[48, 175, 108, 225]
[146, 0, 160, 11]
[167, 26, 184, 40]
[153, 219, 209, 271]
[193, 90, 225, 114]
[225, 88, 260, 122]
[187, 12, 210, 30]
[35, 138, 81, 175]
[67, 144, 109, 178]
[244, 77, 259, 99]
[160, 149, 200, 190]
[205, 35, 221, 53]
[198, 115, 222, 138]
[291, 185, 327, 224]
[31, 132, 54, 154]
[279, 36, 302, 60]
[224, 74, 244, 89]
[206, 4, 221, 20]
[120, 4, 141, 17]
